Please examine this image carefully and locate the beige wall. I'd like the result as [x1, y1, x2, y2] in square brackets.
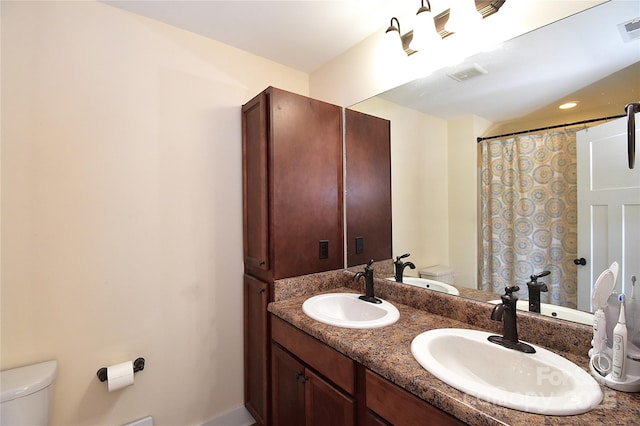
[349, 98, 449, 274]
[447, 116, 493, 289]
[1, 2, 306, 425]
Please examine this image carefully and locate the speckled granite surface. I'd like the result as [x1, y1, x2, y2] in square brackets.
[269, 270, 640, 426]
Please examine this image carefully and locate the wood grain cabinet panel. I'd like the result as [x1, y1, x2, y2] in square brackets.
[243, 275, 270, 425]
[345, 109, 392, 267]
[366, 369, 466, 426]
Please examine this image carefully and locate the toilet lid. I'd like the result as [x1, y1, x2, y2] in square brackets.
[1, 360, 57, 403]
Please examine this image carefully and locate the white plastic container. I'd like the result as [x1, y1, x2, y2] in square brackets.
[419, 265, 455, 284]
[1, 360, 57, 425]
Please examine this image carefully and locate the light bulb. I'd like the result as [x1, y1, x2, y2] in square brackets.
[410, 6, 441, 52]
[445, 0, 482, 33]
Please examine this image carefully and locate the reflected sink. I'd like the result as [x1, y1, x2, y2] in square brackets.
[488, 300, 594, 326]
[387, 277, 460, 295]
[302, 293, 399, 329]
[411, 328, 602, 415]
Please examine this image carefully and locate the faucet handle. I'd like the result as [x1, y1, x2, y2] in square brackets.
[527, 270, 550, 292]
[365, 259, 374, 270]
[529, 270, 550, 282]
[395, 253, 410, 262]
[504, 285, 519, 295]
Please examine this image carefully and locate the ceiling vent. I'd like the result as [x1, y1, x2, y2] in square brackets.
[618, 17, 640, 42]
[447, 63, 488, 82]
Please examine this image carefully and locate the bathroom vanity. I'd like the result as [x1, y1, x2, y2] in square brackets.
[267, 269, 640, 426]
[270, 314, 464, 426]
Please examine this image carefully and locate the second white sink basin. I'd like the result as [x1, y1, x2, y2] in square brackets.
[487, 300, 594, 326]
[302, 293, 399, 329]
[411, 328, 602, 415]
[387, 277, 460, 295]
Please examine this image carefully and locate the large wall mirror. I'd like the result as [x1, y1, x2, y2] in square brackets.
[349, 0, 640, 323]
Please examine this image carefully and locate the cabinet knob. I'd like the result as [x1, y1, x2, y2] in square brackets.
[574, 257, 587, 266]
[259, 260, 266, 266]
[295, 372, 308, 383]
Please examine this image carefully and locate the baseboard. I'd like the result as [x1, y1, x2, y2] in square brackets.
[201, 406, 256, 426]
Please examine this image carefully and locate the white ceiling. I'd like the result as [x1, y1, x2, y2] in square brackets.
[103, 0, 415, 73]
[103, 0, 640, 122]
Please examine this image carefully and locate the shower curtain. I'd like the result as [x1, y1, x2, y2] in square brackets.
[479, 129, 578, 308]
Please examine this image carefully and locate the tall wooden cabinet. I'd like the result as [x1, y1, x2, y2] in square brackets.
[344, 109, 392, 267]
[242, 87, 344, 425]
[243, 87, 344, 281]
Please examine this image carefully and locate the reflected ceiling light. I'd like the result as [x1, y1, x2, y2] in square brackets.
[410, 0, 441, 52]
[559, 101, 579, 110]
[445, 0, 483, 33]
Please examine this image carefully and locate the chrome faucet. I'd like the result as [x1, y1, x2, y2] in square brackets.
[393, 253, 416, 283]
[489, 286, 535, 353]
[354, 259, 381, 304]
[526, 270, 550, 313]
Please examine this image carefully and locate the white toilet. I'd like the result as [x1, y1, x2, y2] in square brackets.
[1, 360, 57, 425]
[419, 265, 455, 284]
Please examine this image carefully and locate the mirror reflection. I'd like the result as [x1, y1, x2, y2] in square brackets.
[349, 0, 640, 322]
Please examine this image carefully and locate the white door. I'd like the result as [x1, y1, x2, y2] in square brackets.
[577, 115, 640, 312]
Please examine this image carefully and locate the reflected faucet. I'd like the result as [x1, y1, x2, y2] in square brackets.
[526, 270, 550, 313]
[489, 286, 536, 353]
[394, 253, 416, 283]
[354, 259, 381, 304]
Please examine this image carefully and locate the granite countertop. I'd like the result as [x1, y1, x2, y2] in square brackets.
[268, 270, 640, 426]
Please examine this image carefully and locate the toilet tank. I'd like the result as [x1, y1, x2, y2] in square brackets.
[1, 360, 57, 426]
[419, 265, 455, 284]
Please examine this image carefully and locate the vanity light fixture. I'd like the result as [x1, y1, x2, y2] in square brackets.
[385, 1, 506, 56]
[384, 17, 407, 61]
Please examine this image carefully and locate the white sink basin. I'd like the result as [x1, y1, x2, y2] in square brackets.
[411, 328, 602, 415]
[387, 277, 460, 295]
[488, 300, 594, 326]
[302, 293, 399, 329]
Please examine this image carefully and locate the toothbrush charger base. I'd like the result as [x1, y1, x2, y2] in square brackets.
[589, 358, 640, 392]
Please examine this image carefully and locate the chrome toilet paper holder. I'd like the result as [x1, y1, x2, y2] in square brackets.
[96, 357, 145, 382]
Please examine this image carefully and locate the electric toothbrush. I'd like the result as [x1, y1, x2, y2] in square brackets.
[612, 294, 628, 382]
[591, 269, 615, 374]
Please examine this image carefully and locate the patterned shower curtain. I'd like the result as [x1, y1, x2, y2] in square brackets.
[479, 129, 578, 308]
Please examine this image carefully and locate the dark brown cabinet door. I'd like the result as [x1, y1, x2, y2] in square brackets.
[271, 344, 306, 426]
[242, 93, 270, 276]
[269, 88, 344, 279]
[345, 109, 392, 267]
[244, 275, 269, 425]
[305, 368, 355, 426]
[272, 344, 355, 426]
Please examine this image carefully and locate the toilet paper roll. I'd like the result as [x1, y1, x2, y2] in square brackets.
[107, 360, 134, 392]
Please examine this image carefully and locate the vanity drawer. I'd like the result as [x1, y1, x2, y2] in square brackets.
[366, 369, 465, 426]
[271, 315, 355, 394]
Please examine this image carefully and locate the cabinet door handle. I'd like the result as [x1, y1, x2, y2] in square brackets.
[259, 261, 266, 266]
[295, 372, 308, 383]
[259, 288, 265, 294]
